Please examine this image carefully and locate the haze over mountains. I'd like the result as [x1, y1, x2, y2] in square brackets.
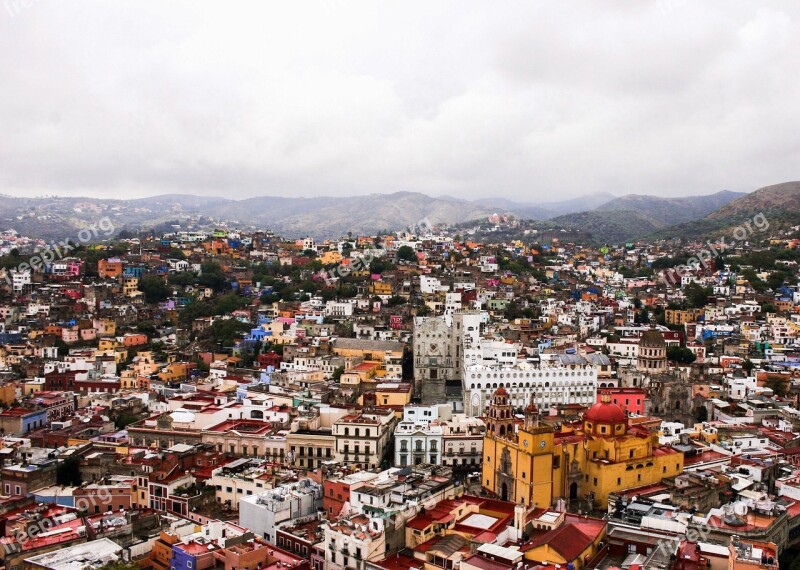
[549, 190, 750, 243]
[651, 181, 800, 242]
[1, 183, 798, 243]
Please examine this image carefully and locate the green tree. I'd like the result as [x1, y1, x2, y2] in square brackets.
[168, 271, 197, 287]
[396, 245, 417, 262]
[684, 282, 711, 309]
[198, 262, 228, 291]
[667, 346, 697, 365]
[213, 293, 248, 315]
[54, 338, 69, 357]
[168, 248, 186, 260]
[114, 411, 139, 430]
[136, 321, 157, 336]
[767, 270, 787, 290]
[387, 295, 406, 306]
[787, 550, 800, 570]
[368, 258, 394, 275]
[56, 455, 83, 486]
[138, 275, 171, 303]
[765, 376, 788, 397]
[695, 406, 708, 423]
[205, 318, 250, 348]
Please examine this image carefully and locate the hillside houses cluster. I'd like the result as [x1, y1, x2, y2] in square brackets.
[0, 221, 796, 569]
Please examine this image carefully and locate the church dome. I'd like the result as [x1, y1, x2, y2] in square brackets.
[640, 329, 666, 348]
[585, 395, 626, 425]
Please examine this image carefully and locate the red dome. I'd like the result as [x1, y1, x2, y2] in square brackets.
[495, 386, 508, 396]
[585, 401, 626, 424]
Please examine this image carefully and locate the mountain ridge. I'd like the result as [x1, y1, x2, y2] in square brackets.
[0, 186, 770, 241]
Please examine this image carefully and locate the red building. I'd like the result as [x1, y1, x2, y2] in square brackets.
[323, 478, 353, 517]
[43, 371, 82, 391]
[596, 387, 646, 416]
[257, 351, 282, 369]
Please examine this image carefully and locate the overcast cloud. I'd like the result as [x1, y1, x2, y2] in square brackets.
[1, 1, 799, 201]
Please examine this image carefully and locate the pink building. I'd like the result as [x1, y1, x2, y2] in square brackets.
[597, 387, 646, 416]
[79, 327, 97, 342]
[62, 327, 79, 344]
[121, 333, 148, 347]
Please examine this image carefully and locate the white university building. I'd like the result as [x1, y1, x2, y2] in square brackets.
[462, 341, 598, 417]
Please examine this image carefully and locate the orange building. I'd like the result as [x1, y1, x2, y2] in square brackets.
[98, 258, 123, 278]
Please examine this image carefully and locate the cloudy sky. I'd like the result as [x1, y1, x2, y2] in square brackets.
[1, 1, 799, 202]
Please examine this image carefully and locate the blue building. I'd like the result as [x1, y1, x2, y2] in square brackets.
[0, 407, 47, 435]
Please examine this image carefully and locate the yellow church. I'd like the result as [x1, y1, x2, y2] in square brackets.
[482, 387, 683, 509]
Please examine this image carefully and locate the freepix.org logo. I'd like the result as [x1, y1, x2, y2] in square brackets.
[0, 216, 115, 285]
[658, 212, 769, 288]
[320, 216, 433, 281]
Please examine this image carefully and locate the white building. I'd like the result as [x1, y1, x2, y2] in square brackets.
[324, 514, 386, 570]
[23, 538, 122, 570]
[394, 404, 484, 470]
[325, 301, 355, 317]
[442, 414, 485, 471]
[395, 420, 442, 467]
[333, 409, 397, 469]
[209, 458, 273, 510]
[238, 478, 322, 543]
[10, 269, 31, 292]
[462, 350, 598, 417]
[419, 275, 447, 294]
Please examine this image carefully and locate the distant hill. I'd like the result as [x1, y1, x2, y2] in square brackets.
[0, 191, 498, 240]
[0, 190, 620, 240]
[596, 190, 745, 226]
[474, 192, 616, 220]
[707, 181, 800, 222]
[549, 190, 746, 243]
[547, 210, 663, 244]
[212, 192, 495, 236]
[654, 181, 800, 241]
[0, 185, 780, 242]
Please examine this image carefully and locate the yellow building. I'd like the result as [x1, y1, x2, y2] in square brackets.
[522, 510, 606, 568]
[157, 361, 192, 383]
[482, 389, 684, 510]
[358, 382, 413, 414]
[120, 369, 138, 390]
[331, 339, 404, 362]
[98, 338, 120, 352]
[482, 387, 556, 508]
[319, 250, 342, 265]
[369, 281, 393, 296]
[23, 379, 44, 396]
[665, 308, 704, 325]
[123, 276, 139, 297]
[0, 384, 19, 405]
